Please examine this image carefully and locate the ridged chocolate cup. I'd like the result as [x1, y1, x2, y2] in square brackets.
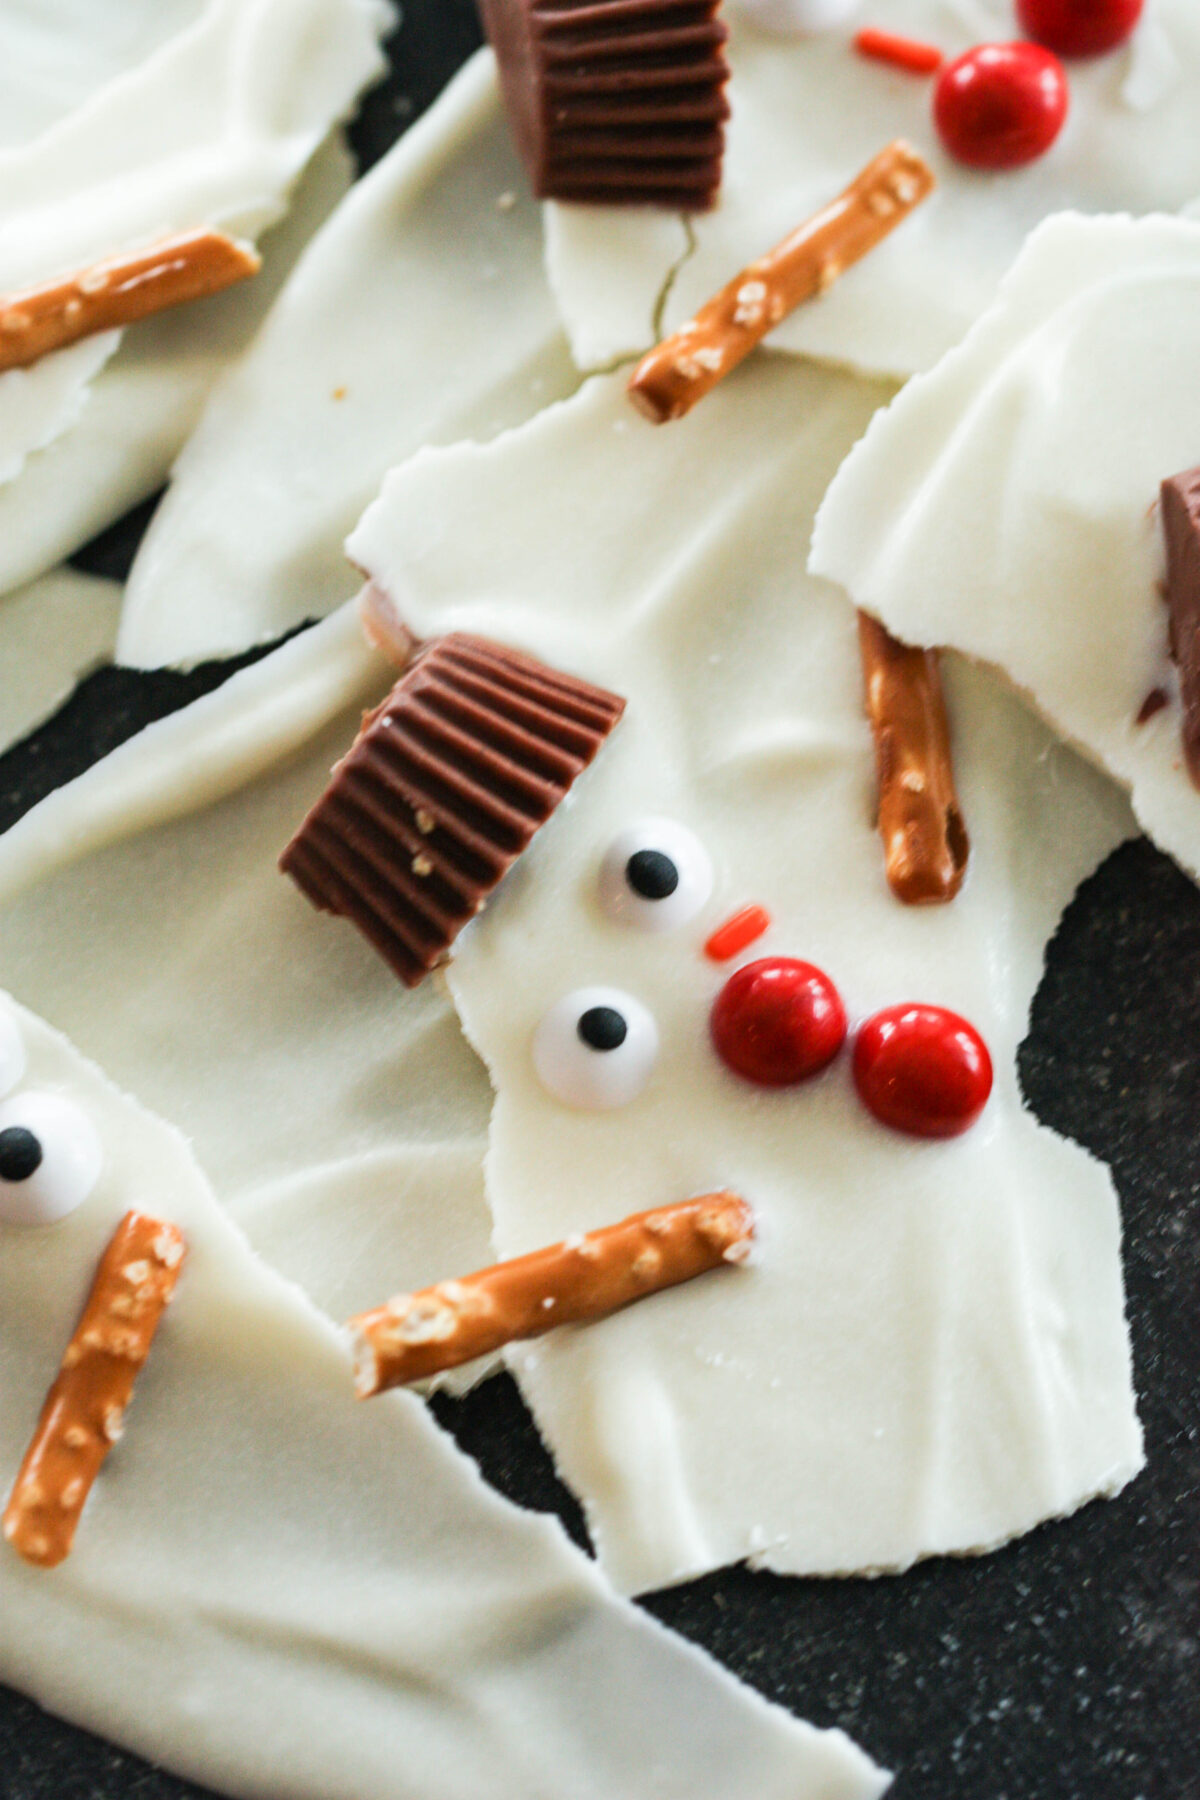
[478, 0, 730, 209]
[280, 633, 626, 985]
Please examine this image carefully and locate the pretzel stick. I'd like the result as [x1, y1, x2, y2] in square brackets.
[0, 230, 260, 375]
[357, 580, 418, 668]
[627, 140, 934, 424]
[3, 1212, 186, 1568]
[857, 611, 968, 905]
[349, 1191, 754, 1396]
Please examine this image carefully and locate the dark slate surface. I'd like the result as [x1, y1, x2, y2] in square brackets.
[0, 4, 1197, 1794]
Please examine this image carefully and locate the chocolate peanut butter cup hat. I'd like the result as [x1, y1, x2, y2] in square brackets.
[280, 633, 626, 985]
[478, 0, 731, 209]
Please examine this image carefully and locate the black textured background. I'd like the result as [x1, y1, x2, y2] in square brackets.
[0, 5, 1197, 1795]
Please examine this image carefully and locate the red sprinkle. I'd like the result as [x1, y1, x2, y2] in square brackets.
[704, 905, 771, 963]
[852, 1003, 992, 1138]
[1136, 687, 1169, 726]
[854, 27, 944, 76]
[711, 957, 847, 1088]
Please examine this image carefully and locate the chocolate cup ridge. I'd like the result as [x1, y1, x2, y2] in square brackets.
[280, 633, 626, 985]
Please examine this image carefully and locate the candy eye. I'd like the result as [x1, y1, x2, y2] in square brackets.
[0, 1093, 103, 1227]
[598, 819, 713, 933]
[533, 987, 659, 1109]
[0, 1010, 25, 1099]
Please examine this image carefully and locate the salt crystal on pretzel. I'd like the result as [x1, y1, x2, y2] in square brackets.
[3, 1211, 186, 1568]
[857, 611, 968, 905]
[349, 1190, 754, 1395]
[0, 230, 260, 376]
[627, 140, 934, 425]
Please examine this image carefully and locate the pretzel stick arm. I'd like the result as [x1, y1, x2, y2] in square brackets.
[3, 1212, 186, 1568]
[350, 1191, 754, 1395]
[0, 231, 260, 376]
[628, 140, 934, 424]
[857, 611, 969, 905]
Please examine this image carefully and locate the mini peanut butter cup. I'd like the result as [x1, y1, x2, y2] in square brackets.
[478, 0, 731, 209]
[280, 633, 626, 985]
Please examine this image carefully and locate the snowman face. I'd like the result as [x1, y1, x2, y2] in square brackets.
[350, 355, 1142, 1594]
[545, 0, 1200, 376]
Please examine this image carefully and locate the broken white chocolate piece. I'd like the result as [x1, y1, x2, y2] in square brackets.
[117, 53, 581, 669]
[811, 210, 1200, 888]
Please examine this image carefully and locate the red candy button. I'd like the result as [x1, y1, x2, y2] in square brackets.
[1017, 0, 1143, 58]
[933, 43, 1068, 170]
[853, 1003, 992, 1138]
[711, 958, 846, 1088]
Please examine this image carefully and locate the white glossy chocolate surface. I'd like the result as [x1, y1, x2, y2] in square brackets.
[0, 993, 886, 1800]
[0, 0, 389, 293]
[349, 361, 1143, 1594]
[0, 0, 387, 602]
[0, 604, 499, 1384]
[545, 0, 1200, 376]
[0, 568, 121, 754]
[811, 210, 1200, 886]
[118, 53, 579, 669]
[0, 0, 204, 149]
[0, 130, 354, 603]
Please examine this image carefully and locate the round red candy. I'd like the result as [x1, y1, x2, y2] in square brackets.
[933, 43, 1068, 170]
[852, 1004, 992, 1138]
[711, 957, 846, 1088]
[1017, 0, 1143, 59]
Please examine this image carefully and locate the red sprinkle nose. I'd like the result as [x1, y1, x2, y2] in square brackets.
[704, 905, 771, 963]
[1016, 0, 1143, 59]
[854, 27, 944, 76]
[711, 958, 847, 1088]
[852, 1003, 993, 1138]
[933, 42, 1069, 171]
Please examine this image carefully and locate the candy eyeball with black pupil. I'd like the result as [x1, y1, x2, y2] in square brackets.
[0, 1009, 26, 1098]
[533, 987, 659, 1109]
[0, 1092, 103, 1227]
[598, 819, 713, 933]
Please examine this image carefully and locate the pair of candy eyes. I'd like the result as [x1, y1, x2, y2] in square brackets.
[0, 1015, 102, 1227]
[534, 966, 993, 1139]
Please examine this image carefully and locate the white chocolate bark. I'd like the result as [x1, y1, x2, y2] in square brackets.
[0, 604, 497, 1387]
[545, 0, 1200, 376]
[0, 0, 204, 149]
[118, 52, 580, 669]
[0, 130, 354, 601]
[0, 0, 390, 293]
[0, 994, 886, 1800]
[810, 210, 1200, 886]
[0, 568, 121, 754]
[0, 0, 389, 599]
[348, 360, 1143, 1594]
[0, 335, 118, 489]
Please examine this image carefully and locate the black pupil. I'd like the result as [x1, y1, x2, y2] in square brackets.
[0, 1126, 43, 1183]
[626, 849, 679, 901]
[578, 1007, 628, 1053]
